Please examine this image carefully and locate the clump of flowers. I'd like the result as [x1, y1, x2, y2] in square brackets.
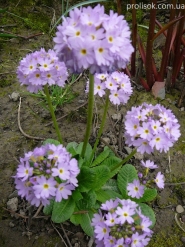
[53, 5, 134, 73]
[92, 198, 153, 247]
[14, 144, 79, 206]
[17, 48, 68, 93]
[86, 71, 133, 105]
[127, 159, 165, 200]
[124, 103, 181, 154]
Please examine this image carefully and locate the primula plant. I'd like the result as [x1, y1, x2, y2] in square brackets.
[13, 3, 181, 247]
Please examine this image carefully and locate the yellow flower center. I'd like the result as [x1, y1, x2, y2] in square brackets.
[98, 48, 103, 53]
[44, 184, 49, 189]
[81, 49, 87, 55]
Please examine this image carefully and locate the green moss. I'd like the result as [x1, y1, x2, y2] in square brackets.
[23, 12, 50, 33]
[148, 225, 185, 247]
[0, 79, 12, 87]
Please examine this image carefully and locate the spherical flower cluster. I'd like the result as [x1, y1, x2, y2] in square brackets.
[53, 5, 134, 73]
[14, 144, 79, 206]
[124, 103, 181, 154]
[92, 198, 153, 247]
[17, 48, 68, 93]
[86, 71, 133, 105]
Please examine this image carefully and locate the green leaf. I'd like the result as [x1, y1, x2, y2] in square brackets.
[102, 179, 120, 193]
[0, 33, 19, 38]
[72, 189, 83, 202]
[91, 148, 110, 167]
[77, 166, 95, 192]
[78, 165, 110, 192]
[80, 211, 94, 236]
[76, 142, 92, 165]
[134, 188, 157, 203]
[0, 8, 8, 13]
[137, 203, 156, 228]
[66, 142, 78, 156]
[96, 189, 122, 203]
[42, 138, 60, 146]
[101, 156, 122, 179]
[70, 213, 81, 225]
[77, 190, 96, 210]
[117, 164, 138, 198]
[52, 197, 75, 223]
[104, 146, 117, 156]
[43, 199, 54, 215]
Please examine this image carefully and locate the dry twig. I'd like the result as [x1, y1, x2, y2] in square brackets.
[165, 182, 185, 186]
[60, 224, 73, 247]
[18, 97, 45, 140]
[33, 204, 43, 218]
[50, 221, 68, 247]
[87, 237, 94, 247]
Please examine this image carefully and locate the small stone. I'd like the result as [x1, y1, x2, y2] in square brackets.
[8, 190, 18, 199]
[134, 152, 144, 160]
[10, 38, 19, 43]
[181, 237, 185, 243]
[19, 209, 25, 216]
[10, 92, 20, 102]
[7, 197, 18, 212]
[111, 113, 121, 121]
[180, 107, 184, 111]
[176, 205, 184, 214]
[124, 146, 132, 154]
[48, 229, 54, 234]
[78, 99, 85, 104]
[101, 137, 110, 146]
[9, 222, 15, 228]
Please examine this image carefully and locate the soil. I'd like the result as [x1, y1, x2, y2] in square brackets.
[1, 1, 185, 247]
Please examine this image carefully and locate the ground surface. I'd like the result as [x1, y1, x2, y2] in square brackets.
[1, 1, 185, 247]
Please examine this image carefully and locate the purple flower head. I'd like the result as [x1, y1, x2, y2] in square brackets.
[17, 48, 68, 93]
[86, 71, 133, 105]
[154, 172, 165, 189]
[127, 179, 145, 199]
[33, 176, 56, 199]
[14, 144, 79, 206]
[92, 198, 153, 247]
[55, 183, 74, 202]
[16, 162, 33, 181]
[124, 103, 181, 154]
[141, 160, 158, 169]
[54, 5, 133, 73]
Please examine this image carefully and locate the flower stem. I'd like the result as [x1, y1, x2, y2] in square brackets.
[44, 85, 63, 144]
[89, 93, 109, 165]
[110, 148, 137, 172]
[81, 73, 94, 158]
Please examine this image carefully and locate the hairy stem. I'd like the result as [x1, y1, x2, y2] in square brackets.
[110, 149, 137, 172]
[44, 85, 63, 144]
[81, 73, 94, 158]
[89, 93, 109, 165]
